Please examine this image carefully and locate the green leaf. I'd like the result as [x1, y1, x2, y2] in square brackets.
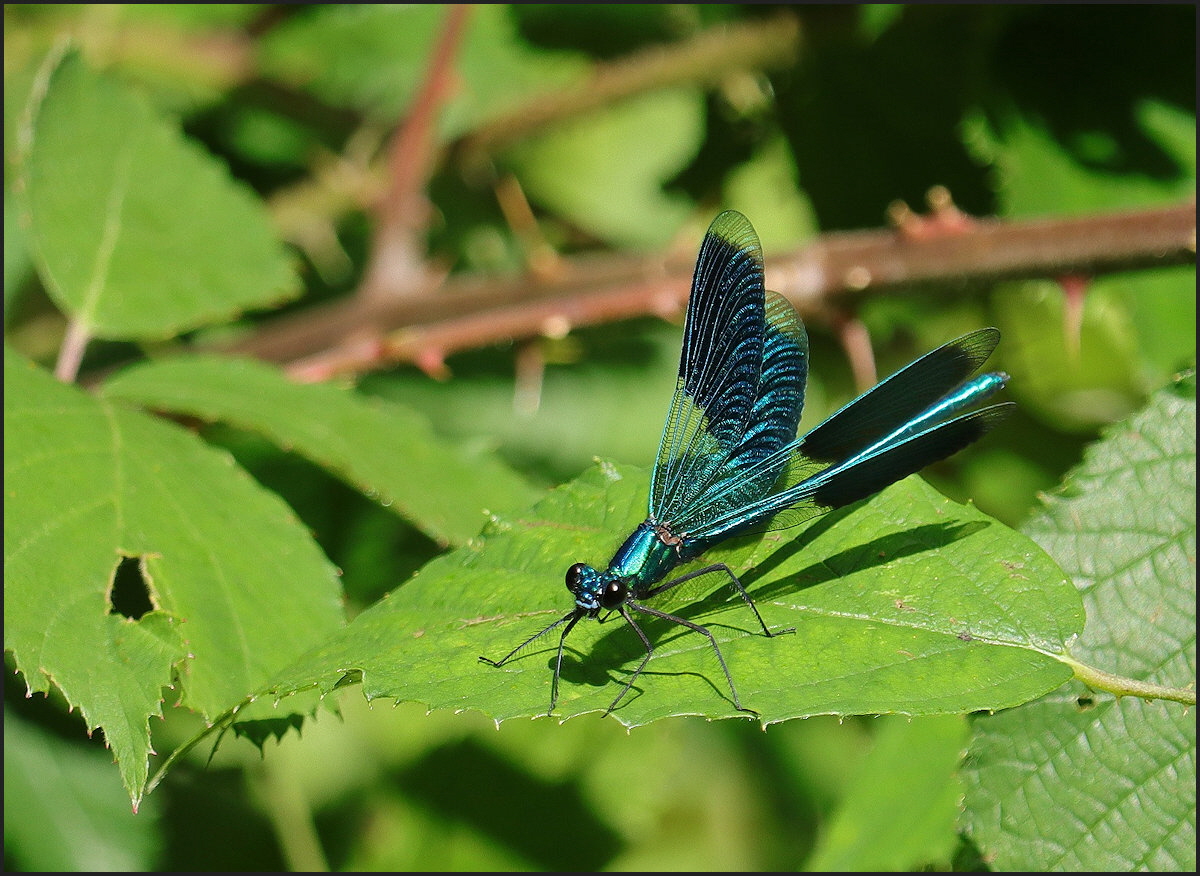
[993, 280, 1144, 431]
[101, 355, 540, 547]
[258, 460, 1079, 728]
[966, 98, 1196, 219]
[963, 375, 1196, 870]
[3, 349, 343, 803]
[362, 319, 684, 482]
[504, 87, 706, 249]
[721, 136, 819, 256]
[15, 50, 296, 339]
[4, 190, 35, 319]
[857, 4, 907, 41]
[805, 715, 969, 871]
[3, 708, 161, 869]
[1113, 265, 1198, 385]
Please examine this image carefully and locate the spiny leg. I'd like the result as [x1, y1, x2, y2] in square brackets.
[479, 610, 580, 716]
[627, 601, 758, 716]
[643, 563, 795, 638]
[603, 605, 656, 715]
[549, 612, 583, 715]
[478, 610, 576, 668]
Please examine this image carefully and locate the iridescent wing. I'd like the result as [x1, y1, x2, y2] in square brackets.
[800, 328, 1001, 464]
[682, 330, 1013, 541]
[649, 211, 808, 530]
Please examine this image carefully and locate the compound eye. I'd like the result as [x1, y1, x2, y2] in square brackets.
[600, 580, 627, 609]
[565, 563, 587, 589]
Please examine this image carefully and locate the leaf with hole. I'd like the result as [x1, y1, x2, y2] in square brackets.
[3, 350, 344, 804]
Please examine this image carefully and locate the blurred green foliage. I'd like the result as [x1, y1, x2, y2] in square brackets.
[4, 4, 1194, 872]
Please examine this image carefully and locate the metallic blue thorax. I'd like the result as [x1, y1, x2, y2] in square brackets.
[568, 521, 691, 611]
[608, 521, 688, 587]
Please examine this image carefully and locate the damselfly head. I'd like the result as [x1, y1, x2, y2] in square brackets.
[565, 562, 620, 614]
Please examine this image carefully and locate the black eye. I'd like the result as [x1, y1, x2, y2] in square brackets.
[600, 581, 627, 609]
[566, 563, 587, 588]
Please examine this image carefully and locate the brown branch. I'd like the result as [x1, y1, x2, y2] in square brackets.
[359, 4, 472, 301]
[267, 14, 803, 272]
[785, 200, 1198, 311]
[220, 200, 1195, 381]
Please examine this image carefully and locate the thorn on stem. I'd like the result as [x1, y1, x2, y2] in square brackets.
[1057, 273, 1090, 361]
[889, 186, 975, 241]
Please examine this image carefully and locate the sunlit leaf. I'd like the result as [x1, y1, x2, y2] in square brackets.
[257, 460, 1079, 727]
[102, 355, 540, 547]
[3, 350, 343, 802]
[993, 281, 1144, 431]
[722, 135, 819, 256]
[15, 51, 296, 339]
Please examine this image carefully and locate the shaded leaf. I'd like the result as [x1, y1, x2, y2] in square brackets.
[504, 87, 706, 249]
[3, 349, 343, 803]
[102, 355, 540, 547]
[3, 708, 161, 870]
[963, 375, 1196, 870]
[14, 50, 296, 339]
[772, 6, 996, 230]
[805, 715, 969, 871]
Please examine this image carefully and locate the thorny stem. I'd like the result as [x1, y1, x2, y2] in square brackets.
[219, 200, 1196, 382]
